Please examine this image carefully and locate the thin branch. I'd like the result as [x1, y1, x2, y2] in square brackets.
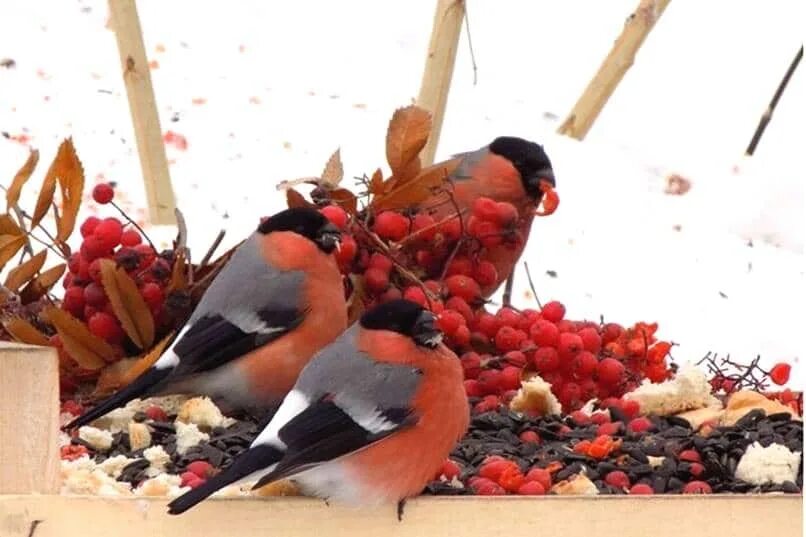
[110, 201, 157, 251]
[745, 45, 803, 156]
[199, 230, 226, 267]
[173, 208, 188, 252]
[463, 6, 478, 86]
[523, 261, 542, 309]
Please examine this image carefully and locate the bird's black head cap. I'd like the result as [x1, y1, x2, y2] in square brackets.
[360, 299, 443, 349]
[489, 136, 555, 198]
[257, 207, 342, 254]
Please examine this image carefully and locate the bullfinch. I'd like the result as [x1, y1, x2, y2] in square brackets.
[166, 298, 469, 516]
[65, 207, 348, 430]
[422, 136, 556, 297]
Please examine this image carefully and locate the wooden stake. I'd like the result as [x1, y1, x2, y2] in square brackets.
[417, 0, 466, 166]
[0, 342, 60, 494]
[557, 0, 671, 140]
[108, 0, 177, 225]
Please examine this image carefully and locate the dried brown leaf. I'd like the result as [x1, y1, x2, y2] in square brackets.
[368, 168, 384, 196]
[346, 273, 366, 325]
[31, 150, 59, 229]
[99, 259, 155, 349]
[167, 249, 188, 292]
[93, 332, 173, 396]
[330, 188, 358, 215]
[6, 148, 39, 210]
[0, 234, 25, 271]
[371, 157, 460, 212]
[42, 306, 116, 369]
[2, 317, 50, 346]
[4, 250, 46, 292]
[53, 139, 85, 242]
[320, 148, 344, 187]
[286, 188, 315, 209]
[0, 214, 23, 236]
[19, 262, 66, 304]
[386, 105, 431, 179]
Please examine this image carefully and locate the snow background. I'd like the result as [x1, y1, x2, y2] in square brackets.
[1, 1, 803, 387]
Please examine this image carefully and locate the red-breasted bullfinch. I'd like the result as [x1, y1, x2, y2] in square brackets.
[422, 136, 556, 297]
[65, 207, 348, 430]
[167, 299, 469, 516]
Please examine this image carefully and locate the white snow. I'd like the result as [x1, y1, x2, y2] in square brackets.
[0, 1, 802, 386]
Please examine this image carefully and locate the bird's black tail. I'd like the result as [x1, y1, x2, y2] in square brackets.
[167, 444, 284, 515]
[63, 366, 172, 431]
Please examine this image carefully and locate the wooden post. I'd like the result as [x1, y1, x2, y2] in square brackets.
[0, 342, 60, 494]
[108, 0, 177, 225]
[417, 0, 465, 166]
[557, 0, 671, 140]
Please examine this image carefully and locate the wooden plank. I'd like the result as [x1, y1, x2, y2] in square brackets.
[108, 0, 177, 225]
[416, 0, 466, 166]
[0, 343, 59, 494]
[0, 495, 800, 537]
[557, 0, 671, 140]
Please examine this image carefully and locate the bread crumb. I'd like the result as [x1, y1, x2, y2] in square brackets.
[551, 473, 599, 495]
[735, 442, 801, 485]
[177, 396, 235, 429]
[98, 455, 136, 478]
[128, 422, 152, 451]
[175, 421, 209, 455]
[623, 364, 721, 416]
[509, 375, 562, 416]
[78, 426, 114, 451]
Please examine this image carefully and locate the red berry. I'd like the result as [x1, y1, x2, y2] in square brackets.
[478, 459, 518, 482]
[494, 202, 519, 226]
[61, 399, 84, 416]
[145, 405, 167, 421]
[364, 268, 390, 294]
[569, 410, 591, 425]
[414, 249, 435, 270]
[120, 228, 142, 247]
[469, 477, 506, 496]
[503, 350, 527, 368]
[464, 379, 483, 397]
[87, 312, 124, 344]
[472, 197, 499, 221]
[541, 301, 566, 323]
[682, 481, 712, 494]
[473, 220, 504, 247]
[605, 470, 630, 489]
[769, 363, 791, 386]
[494, 325, 521, 352]
[597, 358, 625, 385]
[573, 351, 598, 378]
[678, 450, 701, 463]
[80, 235, 109, 261]
[630, 483, 654, 495]
[517, 481, 546, 495]
[498, 465, 526, 492]
[445, 296, 473, 324]
[141, 282, 164, 308]
[646, 363, 668, 383]
[499, 366, 522, 391]
[519, 430, 541, 444]
[423, 280, 443, 296]
[473, 395, 500, 413]
[368, 253, 394, 273]
[451, 324, 471, 348]
[83, 282, 107, 307]
[558, 332, 584, 359]
[559, 382, 582, 410]
[378, 286, 402, 303]
[460, 352, 482, 379]
[373, 211, 409, 242]
[319, 205, 349, 230]
[438, 217, 462, 241]
[530, 320, 559, 346]
[411, 213, 436, 241]
[475, 312, 500, 338]
[445, 275, 481, 303]
[602, 322, 624, 343]
[597, 421, 622, 436]
[620, 399, 641, 419]
[180, 471, 202, 488]
[438, 459, 461, 480]
[186, 460, 214, 479]
[689, 462, 705, 478]
[533, 347, 560, 372]
[627, 416, 654, 434]
[578, 327, 602, 354]
[445, 257, 474, 277]
[62, 286, 86, 317]
[437, 310, 464, 336]
[495, 308, 521, 328]
[524, 468, 552, 491]
[402, 286, 428, 307]
[477, 369, 503, 395]
[334, 234, 357, 267]
[473, 261, 498, 288]
[590, 411, 610, 425]
[94, 218, 123, 251]
[80, 216, 101, 237]
[92, 183, 114, 204]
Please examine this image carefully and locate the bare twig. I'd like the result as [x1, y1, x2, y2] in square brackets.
[110, 200, 156, 250]
[501, 273, 515, 307]
[199, 230, 226, 267]
[438, 186, 468, 282]
[173, 208, 188, 252]
[523, 261, 542, 309]
[745, 45, 803, 156]
[463, 6, 478, 86]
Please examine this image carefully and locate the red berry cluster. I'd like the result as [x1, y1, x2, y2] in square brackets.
[57, 183, 174, 384]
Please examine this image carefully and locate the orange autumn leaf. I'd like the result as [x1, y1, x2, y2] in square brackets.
[19, 263, 66, 303]
[167, 249, 188, 293]
[329, 188, 358, 215]
[368, 168, 384, 196]
[119, 332, 173, 386]
[0, 235, 25, 272]
[6, 148, 39, 210]
[4, 250, 47, 292]
[52, 139, 85, 243]
[371, 157, 460, 212]
[385, 105, 431, 180]
[99, 259, 155, 349]
[320, 148, 344, 187]
[0, 214, 23, 236]
[2, 317, 50, 346]
[286, 188, 315, 209]
[31, 154, 59, 229]
[94, 332, 173, 396]
[346, 273, 367, 325]
[42, 306, 116, 369]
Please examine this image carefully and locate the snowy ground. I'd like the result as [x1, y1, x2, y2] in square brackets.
[1, 1, 803, 386]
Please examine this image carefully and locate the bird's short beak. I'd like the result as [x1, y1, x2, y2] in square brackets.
[316, 223, 342, 254]
[413, 310, 442, 348]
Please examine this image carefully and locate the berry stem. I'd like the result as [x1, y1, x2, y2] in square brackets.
[198, 230, 226, 267]
[523, 261, 543, 309]
[110, 201, 156, 251]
